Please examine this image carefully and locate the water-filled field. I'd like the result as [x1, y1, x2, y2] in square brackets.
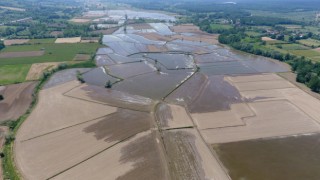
[16, 19, 320, 180]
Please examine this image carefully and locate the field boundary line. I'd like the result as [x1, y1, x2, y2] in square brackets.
[20, 112, 118, 142]
[46, 129, 151, 180]
[62, 86, 152, 113]
[162, 71, 196, 100]
[238, 87, 296, 92]
[63, 92, 152, 112]
[184, 105, 231, 180]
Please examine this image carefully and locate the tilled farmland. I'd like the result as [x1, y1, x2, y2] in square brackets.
[14, 21, 320, 180]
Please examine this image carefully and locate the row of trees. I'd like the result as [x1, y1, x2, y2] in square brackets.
[0, 41, 4, 51]
[218, 28, 320, 93]
[0, 22, 101, 39]
[292, 59, 320, 92]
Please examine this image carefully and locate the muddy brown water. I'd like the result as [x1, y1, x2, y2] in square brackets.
[44, 68, 91, 89]
[165, 72, 207, 106]
[135, 53, 194, 69]
[113, 70, 193, 100]
[83, 67, 120, 86]
[213, 134, 320, 180]
[199, 61, 258, 75]
[83, 109, 153, 142]
[196, 48, 289, 75]
[95, 55, 115, 66]
[117, 131, 169, 180]
[188, 75, 243, 113]
[79, 84, 154, 112]
[108, 61, 155, 79]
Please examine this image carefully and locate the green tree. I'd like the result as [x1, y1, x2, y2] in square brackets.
[105, 80, 112, 88]
[309, 76, 320, 92]
[0, 41, 4, 51]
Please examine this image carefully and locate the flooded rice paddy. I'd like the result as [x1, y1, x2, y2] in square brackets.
[85, 22, 289, 100]
[83, 67, 120, 86]
[16, 15, 320, 180]
[85, 10, 176, 22]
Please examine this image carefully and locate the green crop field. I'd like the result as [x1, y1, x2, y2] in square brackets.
[265, 44, 288, 54]
[249, 10, 316, 22]
[0, 64, 31, 85]
[0, 43, 102, 65]
[280, 44, 310, 50]
[298, 39, 320, 47]
[289, 49, 320, 62]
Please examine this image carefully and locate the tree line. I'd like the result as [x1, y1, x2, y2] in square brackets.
[218, 28, 320, 93]
[0, 41, 4, 51]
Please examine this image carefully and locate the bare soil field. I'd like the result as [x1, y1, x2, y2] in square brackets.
[69, 18, 91, 23]
[232, 79, 295, 91]
[0, 82, 37, 122]
[15, 109, 153, 179]
[213, 133, 320, 180]
[0, 51, 44, 58]
[261, 37, 276, 41]
[199, 74, 320, 144]
[227, 73, 283, 83]
[131, 23, 153, 30]
[171, 34, 219, 44]
[192, 103, 252, 130]
[170, 24, 202, 33]
[147, 45, 168, 52]
[162, 129, 229, 180]
[26, 62, 59, 80]
[156, 103, 194, 130]
[3, 39, 29, 46]
[80, 39, 99, 43]
[93, 27, 119, 35]
[16, 81, 117, 140]
[202, 100, 320, 144]
[51, 131, 170, 180]
[55, 37, 81, 43]
[14, 77, 169, 180]
[73, 54, 91, 61]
